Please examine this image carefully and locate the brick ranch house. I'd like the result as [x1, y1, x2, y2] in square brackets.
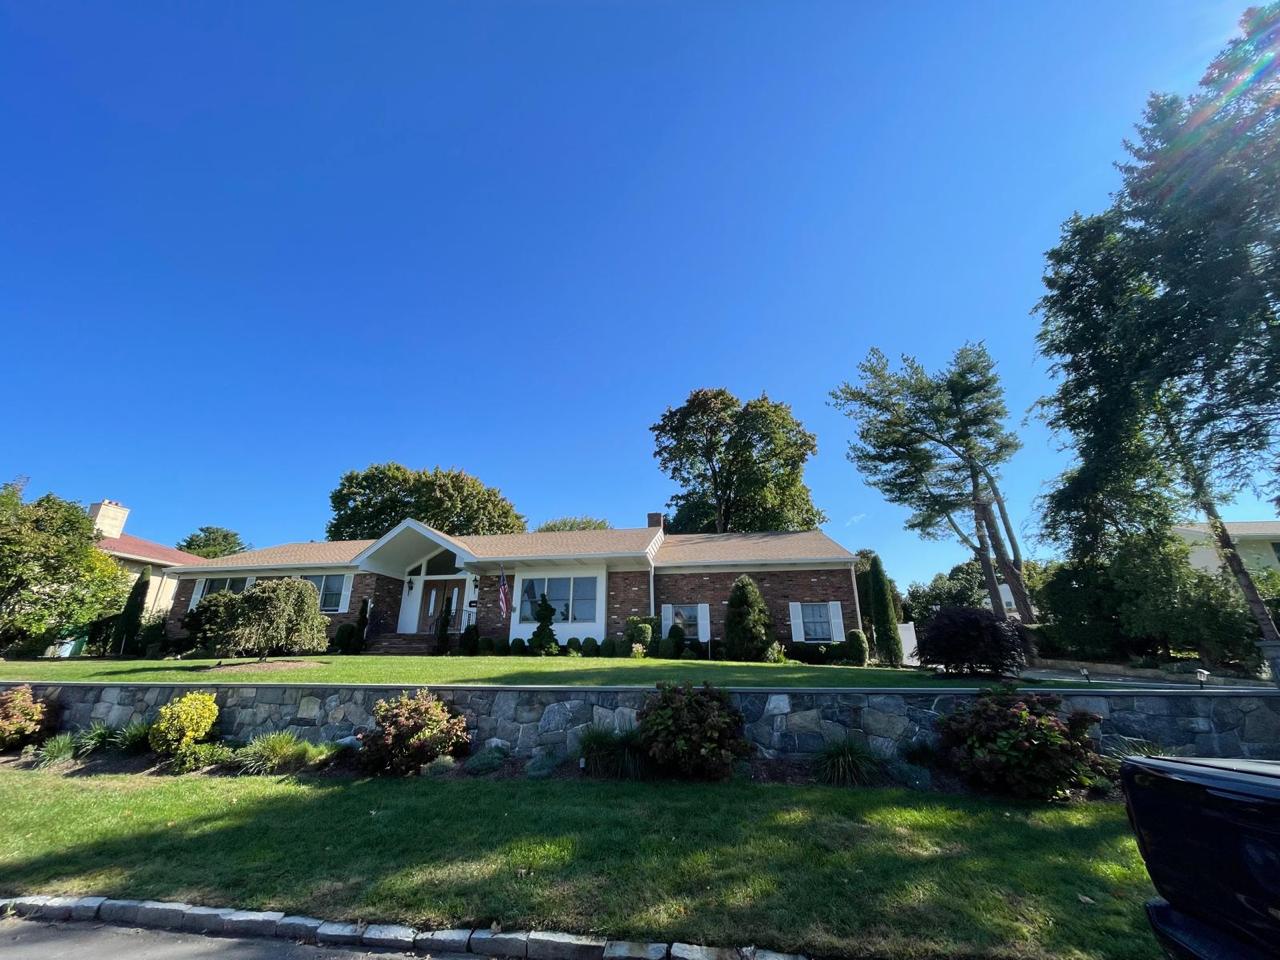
[164, 513, 862, 653]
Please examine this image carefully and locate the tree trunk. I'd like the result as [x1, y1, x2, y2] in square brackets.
[970, 474, 1006, 621]
[1200, 496, 1280, 646]
[980, 466, 1023, 569]
[981, 502, 1036, 622]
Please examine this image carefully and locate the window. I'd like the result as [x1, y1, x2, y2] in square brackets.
[201, 577, 248, 599]
[519, 576, 598, 623]
[800, 603, 832, 641]
[303, 574, 345, 612]
[1272, 542, 1280, 564]
[672, 604, 700, 640]
[406, 564, 423, 577]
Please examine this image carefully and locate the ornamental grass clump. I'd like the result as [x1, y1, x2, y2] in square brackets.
[637, 682, 749, 781]
[0, 684, 46, 751]
[73, 721, 114, 758]
[579, 724, 647, 780]
[235, 730, 334, 775]
[111, 720, 152, 754]
[937, 686, 1115, 800]
[149, 691, 219, 756]
[33, 732, 75, 769]
[815, 737, 881, 787]
[361, 689, 469, 776]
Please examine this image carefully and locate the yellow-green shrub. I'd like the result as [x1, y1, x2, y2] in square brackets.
[149, 691, 218, 755]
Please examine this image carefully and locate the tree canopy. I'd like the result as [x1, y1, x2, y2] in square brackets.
[327, 464, 526, 540]
[831, 344, 1033, 622]
[0, 482, 130, 654]
[1037, 6, 1280, 650]
[905, 560, 987, 625]
[651, 388, 826, 534]
[535, 516, 612, 532]
[176, 526, 249, 559]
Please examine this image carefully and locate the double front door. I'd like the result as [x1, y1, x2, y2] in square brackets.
[397, 577, 466, 635]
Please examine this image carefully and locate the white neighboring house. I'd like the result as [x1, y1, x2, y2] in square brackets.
[981, 583, 1038, 620]
[1174, 521, 1280, 575]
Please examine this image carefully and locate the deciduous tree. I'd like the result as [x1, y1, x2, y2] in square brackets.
[0, 482, 130, 654]
[327, 464, 526, 540]
[651, 389, 825, 534]
[535, 516, 612, 532]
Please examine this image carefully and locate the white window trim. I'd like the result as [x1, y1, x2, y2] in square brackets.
[507, 566, 606, 643]
[517, 574, 597, 625]
[790, 601, 838, 643]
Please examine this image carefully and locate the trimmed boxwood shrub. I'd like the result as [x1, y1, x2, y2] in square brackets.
[566, 637, 582, 655]
[658, 634, 681, 659]
[846, 629, 869, 666]
[149, 691, 218, 756]
[917, 606, 1026, 677]
[937, 686, 1114, 800]
[600, 636, 618, 658]
[493, 635, 510, 656]
[331, 623, 360, 655]
[581, 637, 600, 657]
[459, 624, 480, 656]
[478, 635, 495, 655]
[666, 622, 686, 643]
[510, 637, 528, 656]
[637, 682, 749, 781]
[361, 690, 470, 776]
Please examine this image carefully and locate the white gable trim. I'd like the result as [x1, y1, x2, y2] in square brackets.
[351, 519, 478, 576]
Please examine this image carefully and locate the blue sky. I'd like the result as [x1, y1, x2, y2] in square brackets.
[1, 1, 1269, 587]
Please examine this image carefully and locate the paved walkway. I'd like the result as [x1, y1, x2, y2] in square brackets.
[0, 918, 436, 960]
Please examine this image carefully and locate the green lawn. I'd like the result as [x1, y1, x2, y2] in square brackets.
[0, 656, 1032, 688]
[0, 767, 1157, 960]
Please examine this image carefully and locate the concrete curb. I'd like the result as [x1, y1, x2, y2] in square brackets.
[0, 895, 806, 960]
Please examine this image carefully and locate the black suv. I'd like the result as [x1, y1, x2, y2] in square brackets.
[1121, 756, 1280, 959]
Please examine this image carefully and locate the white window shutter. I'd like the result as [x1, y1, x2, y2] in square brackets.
[188, 579, 205, 611]
[828, 601, 845, 642]
[697, 603, 710, 642]
[660, 604, 673, 638]
[245, 576, 256, 589]
[338, 574, 354, 613]
[789, 602, 804, 643]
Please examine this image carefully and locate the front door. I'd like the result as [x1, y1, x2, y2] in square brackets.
[420, 579, 465, 635]
[397, 577, 423, 633]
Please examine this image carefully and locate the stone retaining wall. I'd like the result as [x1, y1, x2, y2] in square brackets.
[5, 682, 1279, 761]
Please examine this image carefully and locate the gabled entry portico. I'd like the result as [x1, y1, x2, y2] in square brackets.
[351, 520, 479, 638]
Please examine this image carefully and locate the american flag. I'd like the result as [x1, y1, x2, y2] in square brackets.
[498, 565, 510, 620]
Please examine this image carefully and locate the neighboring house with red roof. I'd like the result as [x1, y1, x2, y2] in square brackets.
[164, 511, 862, 655]
[90, 500, 203, 617]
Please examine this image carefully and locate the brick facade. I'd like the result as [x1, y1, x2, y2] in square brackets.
[164, 572, 403, 640]
[606, 570, 651, 638]
[474, 574, 511, 639]
[654, 567, 858, 644]
[165, 579, 197, 637]
[329, 573, 403, 638]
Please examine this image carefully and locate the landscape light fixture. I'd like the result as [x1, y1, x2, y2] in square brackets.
[1080, 667, 1091, 684]
[1196, 668, 1210, 689]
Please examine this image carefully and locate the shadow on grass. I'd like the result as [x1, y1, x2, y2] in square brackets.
[0, 770, 1157, 960]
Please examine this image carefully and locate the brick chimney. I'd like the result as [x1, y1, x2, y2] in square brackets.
[88, 499, 129, 539]
[647, 512, 665, 530]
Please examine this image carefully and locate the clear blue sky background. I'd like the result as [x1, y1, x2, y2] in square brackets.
[2, 1, 1271, 587]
